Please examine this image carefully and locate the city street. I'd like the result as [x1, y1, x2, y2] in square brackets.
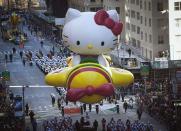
[0, 24, 168, 131]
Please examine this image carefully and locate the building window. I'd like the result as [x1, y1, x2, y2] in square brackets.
[145, 17, 147, 26]
[149, 18, 152, 27]
[140, 0, 142, 9]
[140, 16, 143, 24]
[136, 0, 139, 5]
[126, 22, 130, 30]
[174, 2, 181, 11]
[141, 47, 144, 55]
[131, 10, 135, 18]
[137, 40, 141, 48]
[141, 31, 143, 40]
[131, 0, 135, 4]
[144, 1, 147, 10]
[148, 1, 151, 11]
[90, 0, 96, 2]
[145, 33, 147, 42]
[150, 50, 152, 59]
[90, 8, 96, 11]
[137, 12, 140, 20]
[131, 24, 136, 32]
[175, 19, 181, 27]
[132, 38, 136, 47]
[115, 7, 120, 14]
[137, 26, 140, 34]
[157, 2, 163, 11]
[158, 35, 164, 44]
[146, 48, 148, 58]
[149, 34, 152, 43]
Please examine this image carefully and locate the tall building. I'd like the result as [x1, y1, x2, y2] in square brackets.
[68, 0, 103, 11]
[169, 0, 181, 60]
[124, 0, 169, 60]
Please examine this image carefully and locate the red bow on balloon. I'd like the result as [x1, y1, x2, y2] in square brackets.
[66, 83, 114, 102]
[94, 9, 123, 36]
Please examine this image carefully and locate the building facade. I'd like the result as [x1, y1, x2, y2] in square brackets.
[68, 0, 103, 11]
[169, 0, 181, 60]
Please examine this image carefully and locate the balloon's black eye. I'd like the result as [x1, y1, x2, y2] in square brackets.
[101, 41, 104, 46]
[76, 41, 80, 45]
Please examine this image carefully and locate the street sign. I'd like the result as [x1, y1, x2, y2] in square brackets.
[2, 70, 10, 81]
[140, 62, 150, 77]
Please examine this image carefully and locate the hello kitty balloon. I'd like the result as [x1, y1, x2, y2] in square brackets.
[45, 8, 134, 104]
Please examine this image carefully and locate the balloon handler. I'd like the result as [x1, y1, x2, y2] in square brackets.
[45, 8, 134, 104]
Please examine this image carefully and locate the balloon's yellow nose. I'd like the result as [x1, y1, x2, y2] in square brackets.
[87, 44, 93, 49]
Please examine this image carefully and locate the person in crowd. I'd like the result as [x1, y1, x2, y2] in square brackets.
[93, 119, 98, 131]
[89, 104, 92, 112]
[116, 104, 120, 114]
[25, 103, 29, 116]
[74, 120, 80, 131]
[102, 118, 106, 131]
[137, 106, 143, 120]
[96, 104, 99, 114]
[19, 51, 23, 59]
[83, 103, 86, 112]
[40, 40, 44, 47]
[61, 106, 64, 117]
[12, 47, 16, 54]
[123, 100, 128, 113]
[80, 105, 83, 115]
[51, 93, 55, 106]
[29, 110, 35, 122]
[9, 53, 13, 62]
[5, 53, 8, 62]
[127, 48, 131, 57]
[32, 119, 37, 131]
[22, 57, 26, 66]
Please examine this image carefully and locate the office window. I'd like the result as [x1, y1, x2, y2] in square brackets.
[145, 17, 147, 26]
[131, 24, 136, 32]
[145, 33, 147, 42]
[137, 12, 140, 20]
[126, 22, 130, 30]
[150, 50, 152, 59]
[144, 1, 147, 10]
[131, 0, 135, 4]
[158, 35, 164, 44]
[146, 48, 148, 58]
[132, 38, 136, 47]
[149, 34, 152, 43]
[157, 2, 163, 11]
[140, 0, 142, 9]
[131, 10, 135, 18]
[149, 18, 152, 27]
[137, 40, 141, 48]
[137, 26, 140, 34]
[115, 7, 120, 14]
[174, 2, 181, 10]
[141, 47, 144, 55]
[141, 31, 143, 40]
[148, 1, 151, 11]
[175, 19, 181, 27]
[136, 0, 139, 5]
[140, 16, 143, 24]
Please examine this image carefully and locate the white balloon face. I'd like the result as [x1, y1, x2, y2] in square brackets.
[62, 9, 119, 55]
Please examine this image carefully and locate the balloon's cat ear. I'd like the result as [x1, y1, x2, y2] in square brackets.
[65, 8, 81, 24]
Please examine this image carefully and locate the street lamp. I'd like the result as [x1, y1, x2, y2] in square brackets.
[22, 85, 29, 130]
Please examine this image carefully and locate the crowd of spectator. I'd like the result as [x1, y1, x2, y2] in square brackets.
[138, 93, 181, 131]
[41, 116, 155, 131]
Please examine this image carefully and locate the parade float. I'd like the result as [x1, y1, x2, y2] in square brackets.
[45, 8, 134, 104]
[7, 12, 27, 45]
